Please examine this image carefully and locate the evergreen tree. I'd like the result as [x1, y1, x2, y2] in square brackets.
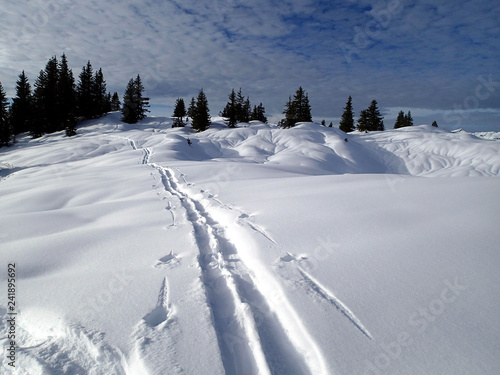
[321, 119, 326, 126]
[93, 68, 107, 118]
[76, 61, 95, 119]
[339, 96, 355, 133]
[431, 120, 438, 128]
[279, 96, 296, 128]
[394, 110, 413, 129]
[394, 110, 406, 129]
[172, 98, 187, 127]
[279, 87, 312, 127]
[191, 89, 211, 132]
[221, 89, 237, 127]
[405, 111, 413, 127]
[121, 75, 149, 124]
[187, 97, 196, 122]
[58, 53, 77, 136]
[242, 97, 251, 123]
[10, 71, 33, 135]
[357, 100, 384, 132]
[328, 122, 333, 127]
[0, 81, 12, 147]
[250, 103, 267, 123]
[111, 92, 121, 111]
[31, 56, 60, 136]
[294, 86, 312, 123]
[235, 88, 246, 123]
[104, 92, 112, 113]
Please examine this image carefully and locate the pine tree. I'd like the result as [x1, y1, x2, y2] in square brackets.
[394, 110, 413, 129]
[187, 97, 196, 122]
[93, 68, 107, 118]
[394, 110, 406, 129]
[405, 111, 413, 127]
[172, 98, 187, 127]
[250, 103, 267, 123]
[339, 96, 355, 133]
[0, 81, 12, 147]
[121, 75, 149, 124]
[76, 61, 94, 119]
[357, 100, 384, 132]
[10, 71, 33, 135]
[242, 97, 251, 123]
[191, 89, 211, 132]
[111, 92, 121, 111]
[31, 56, 60, 136]
[58, 53, 77, 136]
[235, 88, 246, 123]
[294, 86, 312, 123]
[279, 87, 312, 127]
[221, 89, 237, 127]
[279, 96, 296, 128]
[431, 120, 438, 128]
[321, 119, 326, 126]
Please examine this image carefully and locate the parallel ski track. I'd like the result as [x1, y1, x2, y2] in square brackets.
[151, 163, 316, 375]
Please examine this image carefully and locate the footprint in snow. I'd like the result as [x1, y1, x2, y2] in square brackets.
[154, 251, 180, 269]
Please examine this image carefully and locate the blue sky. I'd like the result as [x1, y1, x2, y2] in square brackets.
[1, 0, 499, 131]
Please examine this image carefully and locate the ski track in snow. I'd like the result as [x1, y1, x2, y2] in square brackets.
[279, 253, 373, 341]
[151, 164, 320, 375]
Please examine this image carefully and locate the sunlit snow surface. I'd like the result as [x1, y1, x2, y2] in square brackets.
[1, 113, 499, 374]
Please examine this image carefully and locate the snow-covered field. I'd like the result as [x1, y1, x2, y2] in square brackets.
[1, 113, 499, 375]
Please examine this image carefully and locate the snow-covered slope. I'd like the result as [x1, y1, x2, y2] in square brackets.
[1, 114, 499, 375]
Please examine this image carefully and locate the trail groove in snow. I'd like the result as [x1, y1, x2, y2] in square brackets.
[298, 268, 373, 340]
[149, 164, 325, 375]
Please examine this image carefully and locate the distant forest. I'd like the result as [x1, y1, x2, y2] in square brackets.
[0, 53, 436, 148]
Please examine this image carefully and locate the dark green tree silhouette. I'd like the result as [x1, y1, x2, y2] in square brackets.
[339, 96, 355, 132]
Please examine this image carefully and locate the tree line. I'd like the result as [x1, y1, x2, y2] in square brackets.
[0, 53, 146, 147]
[1, 55, 442, 148]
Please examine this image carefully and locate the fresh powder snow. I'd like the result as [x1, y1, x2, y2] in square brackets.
[1, 113, 499, 374]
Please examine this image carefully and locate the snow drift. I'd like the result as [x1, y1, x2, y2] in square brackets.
[1, 114, 499, 375]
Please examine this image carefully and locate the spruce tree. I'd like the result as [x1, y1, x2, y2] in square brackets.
[394, 110, 413, 129]
[294, 86, 312, 123]
[93, 68, 107, 118]
[431, 120, 438, 128]
[279, 96, 296, 128]
[279, 87, 312, 127]
[121, 75, 149, 124]
[394, 110, 406, 129]
[339, 96, 355, 133]
[191, 89, 211, 132]
[31, 57, 60, 136]
[405, 111, 413, 127]
[235, 88, 245, 123]
[0, 81, 12, 147]
[187, 97, 196, 122]
[357, 100, 384, 132]
[58, 53, 77, 135]
[250, 103, 267, 123]
[172, 98, 187, 127]
[10, 71, 33, 135]
[76, 61, 95, 119]
[111, 92, 121, 111]
[221, 89, 237, 127]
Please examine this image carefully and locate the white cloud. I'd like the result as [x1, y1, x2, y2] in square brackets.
[0, 0, 498, 131]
